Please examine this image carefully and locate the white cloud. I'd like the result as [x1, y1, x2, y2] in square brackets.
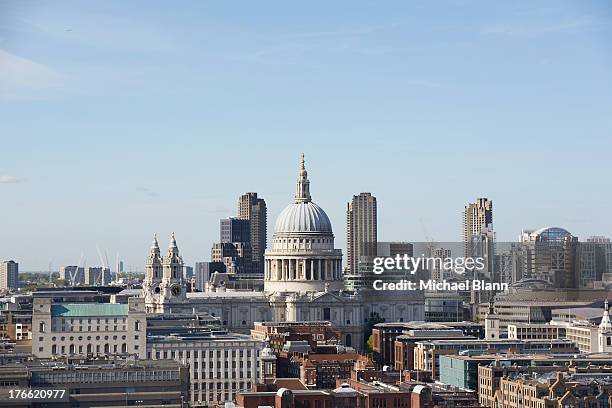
[0, 49, 63, 100]
[0, 175, 19, 183]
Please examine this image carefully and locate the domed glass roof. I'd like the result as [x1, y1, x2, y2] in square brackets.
[531, 227, 572, 241]
[274, 201, 332, 234]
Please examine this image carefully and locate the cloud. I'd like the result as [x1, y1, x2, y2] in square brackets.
[482, 16, 609, 36]
[0, 175, 19, 183]
[0, 49, 62, 100]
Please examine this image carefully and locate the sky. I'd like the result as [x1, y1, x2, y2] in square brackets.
[0, 0, 611, 271]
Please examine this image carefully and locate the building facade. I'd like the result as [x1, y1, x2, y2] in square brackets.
[85, 266, 111, 286]
[0, 359, 189, 408]
[0, 260, 19, 290]
[31, 296, 146, 359]
[239, 192, 267, 276]
[463, 198, 493, 258]
[147, 331, 264, 406]
[517, 227, 579, 288]
[60, 265, 85, 286]
[346, 193, 377, 275]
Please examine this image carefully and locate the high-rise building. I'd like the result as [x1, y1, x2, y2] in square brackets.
[211, 242, 253, 275]
[346, 193, 377, 275]
[60, 265, 85, 286]
[518, 227, 579, 289]
[213, 218, 254, 276]
[578, 236, 612, 288]
[430, 247, 451, 280]
[0, 260, 19, 291]
[238, 192, 267, 275]
[463, 198, 493, 258]
[220, 217, 251, 243]
[183, 265, 193, 279]
[193, 261, 226, 291]
[85, 267, 111, 286]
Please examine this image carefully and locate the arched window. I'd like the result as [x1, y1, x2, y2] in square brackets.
[121, 343, 127, 353]
[51, 344, 57, 354]
[345, 334, 352, 347]
[104, 343, 110, 353]
[134, 320, 141, 331]
[39, 322, 46, 333]
[87, 344, 92, 354]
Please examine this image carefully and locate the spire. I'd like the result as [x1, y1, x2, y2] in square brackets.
[147, 233, 161, 264]
[149, 233, 160, 255]
[295, 153, 311, 203]
[168, 232, 179, 254]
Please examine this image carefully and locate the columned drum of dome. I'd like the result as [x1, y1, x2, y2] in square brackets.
[264, 154, 343, 293]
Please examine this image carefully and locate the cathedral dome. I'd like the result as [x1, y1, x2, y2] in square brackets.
[272, 153, 333, 235]
[264, 154, 343, 294]
[274, 201, 332, 234]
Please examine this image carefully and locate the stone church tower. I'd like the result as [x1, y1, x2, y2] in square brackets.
[143, 233, 187, 312]
[599, 300, 612, 352]
[143, 234, 163, 311]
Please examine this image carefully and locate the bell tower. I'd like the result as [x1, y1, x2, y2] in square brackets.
[159, 232, 187, 308]
[143, 234, 163, 311]
[599, 300, 612, 352]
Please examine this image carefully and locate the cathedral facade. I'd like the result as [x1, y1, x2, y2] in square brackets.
[142, 155, 424, 349]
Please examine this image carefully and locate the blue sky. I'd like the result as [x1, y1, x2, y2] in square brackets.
[0, 0, 611, 271]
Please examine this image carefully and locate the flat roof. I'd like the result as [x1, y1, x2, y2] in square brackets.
[375, 321, 481, 329]
[51, 303, 128, 317]
[416, 338, 576, 346]
[442, 353, 612, 362]
[147, 332, 257, 343]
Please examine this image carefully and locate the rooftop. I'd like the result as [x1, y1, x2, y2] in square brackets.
[51, 303, 128, 317]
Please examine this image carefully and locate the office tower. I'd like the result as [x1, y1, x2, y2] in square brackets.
[193, 261, 226, 291]
[60, 265, 85, 286]
[220, 217, 251, 243]
[211, 242, 253, 275]
[238, 192, 267, 274]
[578, 236, 612, 288]
[430, 247, 451, 280]
[389, 242, 413, 259]
[468, 225, 495, 279]
[463, 198, 493, 257]
[213, 217, 254, 275]
[117, 260, 124, 274]
[346, 193, 377, 275]
[518, 227, 579, 289]
[0, 260, 19, 290]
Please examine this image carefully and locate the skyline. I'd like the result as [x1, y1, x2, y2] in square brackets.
[1, 0, 611, 269]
